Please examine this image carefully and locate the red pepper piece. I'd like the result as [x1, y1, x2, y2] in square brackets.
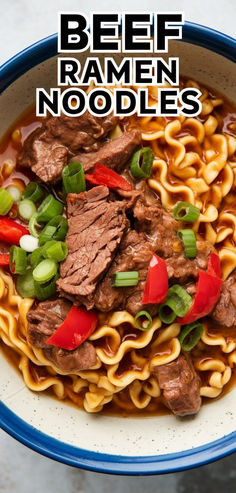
[0, 254, 10, 266]
[85, 164, 132, 191]
[207, 252, 221, 278]
[178, 254, 223, 325]
[46, 306, 98, 351]
[142, 254, 168, 305]
[0, 217, 28, 245]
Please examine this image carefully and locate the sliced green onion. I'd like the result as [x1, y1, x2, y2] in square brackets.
[0, 188, 14, 215]
[112, 271, 139, 287]
[22, 182, 44, 203]
[18, 199, 36, 221]
[130, 147, 154, 179]
[33, 259, 58, 283]
[41, 240, 57, 255]
[30, 247, 44, 268]
[38, 225, 57, 246]
[62, 161, 86, 194]
[38, 216, 68, 245]
[173, 202, 200, 223]
[178, 229, 197, 259]
[179, 322, 203, 351]
[19, 234, 39, 253]
[159, 295, 180, 324]
[34, 273, 59, 301]
[159, 285, 192, 324]
[134, 310, 153, 331]
[9, 246, 27, 275]
[42, 240, 68, 262]
[16, 268, 36, 298]
[37, 194, 63, 222]
[167, 285, 192, 317]
[7, 185, 22, 202]
[29, 212, 41, 238]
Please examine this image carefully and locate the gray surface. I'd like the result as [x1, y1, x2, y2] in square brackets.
[0, 0, 236, 491]
[0, 428, 236, 492]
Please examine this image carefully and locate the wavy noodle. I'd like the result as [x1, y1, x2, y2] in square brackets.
[0, 78, 236, 414]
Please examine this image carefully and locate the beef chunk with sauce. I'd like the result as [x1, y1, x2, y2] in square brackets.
[211, 271, 236, 327]
[72, 128, 142, 173]
[18, 112, 118, 183]
[94, 230, 155, 315]
[26, 299, 97, 372]
[57, 186, 129, 308]
[166, 240, 214, 285]
[153, 354, 202, 416]
[133, 194, 178, 257]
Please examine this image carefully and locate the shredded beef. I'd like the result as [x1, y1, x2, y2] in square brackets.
[211, 271, 236, 327]
[26, 299, 97, 372]
[72, 129, 142, 173]
[57, 186, 129, 308]
[153, 354, 202, 416]
[18, 112, 118, 183]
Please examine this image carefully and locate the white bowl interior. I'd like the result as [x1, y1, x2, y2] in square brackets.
[0, 40, 236, 458]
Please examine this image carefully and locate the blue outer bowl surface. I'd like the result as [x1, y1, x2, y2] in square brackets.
[0, 21, 236, 474]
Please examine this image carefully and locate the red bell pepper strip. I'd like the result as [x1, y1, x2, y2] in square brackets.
[207, 252, 221, 278]
[0, 217, 28, 245]
[178, 253, 223, 325]
[85, 164, 132, 191]
[142, 254, 168, 305]
[46, 306, 98, 351]
[0, 254, 10, 266]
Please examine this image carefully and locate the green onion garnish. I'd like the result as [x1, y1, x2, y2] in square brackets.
[37, 194, 63, 223]
[29, 212, 41, 238]
[178, 229, 197, 259]
[134, 310, 152, 331]
[30, 247, 44, 268]
[0, 188, 14, 215]
[33, 258, 58, 283]
[112, 271, 139, 287]
[173, 202, 200, 223]
[7, 185, 22, 202]
[34, 273, 59, 301]
[9, 245, 27, 275]
[179, 322, 203, 351]
[18, 199, 36, 222]
[159, 285, 192, 324]
[22, 182, 44, 203]
[38, 225, 57, 246]
[16, 268, 36, 298]
[38, 215, 68, 246]
[62, 161, 86, 194]
[42, 240, 68, 262]
[130, 147, 154, 179]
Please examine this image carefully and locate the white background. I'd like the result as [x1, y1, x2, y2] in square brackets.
[0, 0, 235, 66]
[0, 1, 235, 492]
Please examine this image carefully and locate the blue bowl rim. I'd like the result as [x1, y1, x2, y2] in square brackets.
[0, 20, 235, 92]
[1, 401, 236, 475]
[0, 20, 236, 474]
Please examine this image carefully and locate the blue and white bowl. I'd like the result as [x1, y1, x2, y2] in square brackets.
[0, 21, 236, 475]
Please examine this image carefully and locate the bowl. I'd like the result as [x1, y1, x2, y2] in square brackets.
[0, 21, 236, 475]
